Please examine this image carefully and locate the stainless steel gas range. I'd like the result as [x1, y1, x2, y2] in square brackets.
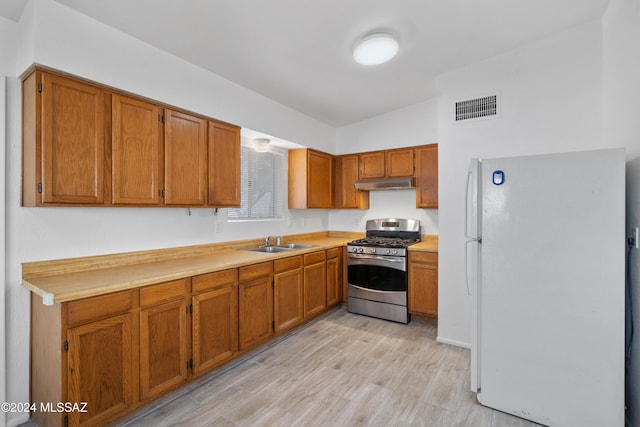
[347, 218, 421, 324]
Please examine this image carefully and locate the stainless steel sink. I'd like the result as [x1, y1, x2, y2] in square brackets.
[241, 243, 315, 253]
[243, 246, 290, 253]
[276, 243, 314, 249]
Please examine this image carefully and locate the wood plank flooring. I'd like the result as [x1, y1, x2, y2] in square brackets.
[111, 308, 541, 427]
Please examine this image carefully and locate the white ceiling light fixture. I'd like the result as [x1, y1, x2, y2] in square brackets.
[252, 138, 271, 152]
[353, 33, 399, 66]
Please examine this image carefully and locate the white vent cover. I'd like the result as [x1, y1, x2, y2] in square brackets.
[455, 95, 498, 122]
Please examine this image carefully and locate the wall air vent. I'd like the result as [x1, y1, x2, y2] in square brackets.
[455, 94, 498, 122]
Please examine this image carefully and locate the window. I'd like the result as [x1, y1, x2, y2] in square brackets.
[228, 144, 286, 221]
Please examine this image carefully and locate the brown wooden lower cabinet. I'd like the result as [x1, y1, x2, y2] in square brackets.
[139, 279, 189, 401]
[326, 247, 342, 306]
[408, 251, 438, 317]
[30, 248, 347, 426]
[273, 255, 304, 333]
[238, 262, 274, 350]
[303, 251, 327, 318]
[67, 313, 133, 426]
[191, 268, 238, 375]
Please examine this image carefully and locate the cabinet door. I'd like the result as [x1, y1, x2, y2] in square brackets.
[140, 299, 188, 400]
[41, 73, 105, 204]
[208, 121, 241, 207]
[238, 275, 273, 350]
[112, 94, 162, 205]
[67, 313, 133, 426]
[192, 285, 237, 375]
[408, 252, 438, 317]
[307, 150, 335, 208]
[303, 253, 327, 318]
[326, 248, 342, 306]
[386, 148, 415, 177]
[336, 155, 369, 209]
[274, 258, 304, 333]
[164, 109, 207, 206]
[416, 144, 438, 208]
[359, 151, 385, 179]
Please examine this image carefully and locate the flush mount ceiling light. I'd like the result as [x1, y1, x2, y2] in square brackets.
[353, 33, 399, 66]
[252, 138, 271, 152]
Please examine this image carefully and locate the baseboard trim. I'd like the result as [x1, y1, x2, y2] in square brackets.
[436, 336, 471, 349]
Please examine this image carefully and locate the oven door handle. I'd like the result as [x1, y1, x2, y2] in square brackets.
[347, 254, 406, 270]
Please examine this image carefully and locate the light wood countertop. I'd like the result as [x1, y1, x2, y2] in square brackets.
[23, 232, 438, 305]
[410, 235, 439, 253]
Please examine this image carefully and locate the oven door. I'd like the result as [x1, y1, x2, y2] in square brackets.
[347, 254, 407, 292]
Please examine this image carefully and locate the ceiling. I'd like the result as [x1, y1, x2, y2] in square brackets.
[3, 0, 610, 127]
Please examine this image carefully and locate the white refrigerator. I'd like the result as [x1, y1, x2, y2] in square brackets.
[466, 148, 625, 426]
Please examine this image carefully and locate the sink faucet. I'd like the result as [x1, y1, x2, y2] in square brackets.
[265, 235, 280, 246]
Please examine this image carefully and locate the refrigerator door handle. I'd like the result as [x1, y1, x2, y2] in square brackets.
[465, 160, 480, 296]
[465, 170, 473, 239]
[465, 238, 480, 295]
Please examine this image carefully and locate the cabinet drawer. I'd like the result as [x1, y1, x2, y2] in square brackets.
[274, 256, 302, 274]
[140, 279, 188, 307]
[326, 247, 341, 260]
[304, 251, 326, 265]
[192, 268, 237, 294]
[239, 261, 272, 282]
[67, 290, 134, 327]
[410, 251, 438, 267]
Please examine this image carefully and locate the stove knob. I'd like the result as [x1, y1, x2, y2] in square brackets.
[371, 248, 376, 254]
[385, 249, 391, 254]
[357, 247, 364, 253]
[392, 249, 398, 255]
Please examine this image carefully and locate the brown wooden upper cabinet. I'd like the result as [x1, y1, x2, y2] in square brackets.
[22, 70, 107, 206]
[336, 154, 369, 209]
[208, 121, 241, 207]
[22, 69, 241, 208]
[289, 148, 335, 209]
[358, 151, 386, 179]
[358, 148, 415, 180]
[163, 110, 208, 206]
[112, 94, 163, 205]
[416, 144, 438, 208]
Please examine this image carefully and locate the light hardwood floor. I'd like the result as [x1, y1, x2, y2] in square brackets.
[107, 307, 541, 427]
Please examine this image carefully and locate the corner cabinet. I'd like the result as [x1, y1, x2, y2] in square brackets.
[22, 68, 241, 208]
[289, 148, 335, 209]
[336, 154, 369, 209]
[408, 251, 438, 317]
[416, 144, 438, 208]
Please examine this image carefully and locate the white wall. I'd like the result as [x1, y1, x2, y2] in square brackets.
[0, 13, 19, 427]
[436, 19, 611, 347]
[603, 0, 640, 425]
[331, 99, 439, 234]
[6, 1, 640, 425]
[4, 1, 336, 425]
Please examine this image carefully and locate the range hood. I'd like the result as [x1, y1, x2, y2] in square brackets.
[354, 177, 416, 191]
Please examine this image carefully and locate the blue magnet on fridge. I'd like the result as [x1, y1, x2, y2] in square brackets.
[492, 170, 505, 185]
